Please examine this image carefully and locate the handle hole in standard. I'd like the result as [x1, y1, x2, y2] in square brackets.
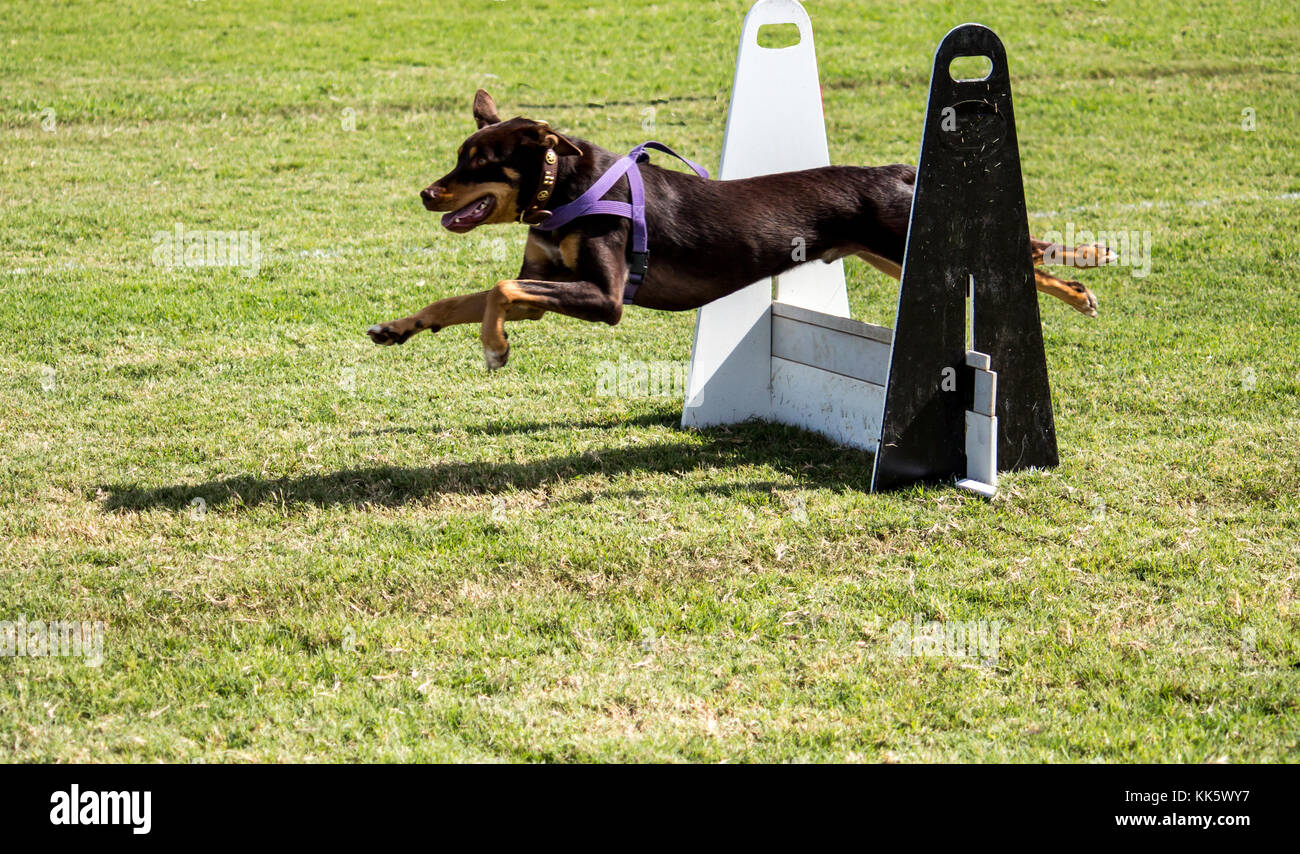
[948, 55, 993, 82]
[756, 23, 801, 49]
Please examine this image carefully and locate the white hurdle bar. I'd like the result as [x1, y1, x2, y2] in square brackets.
[767, 302, 999, 495]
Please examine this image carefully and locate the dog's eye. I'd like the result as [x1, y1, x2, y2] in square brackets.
[472, 156, 488, 169]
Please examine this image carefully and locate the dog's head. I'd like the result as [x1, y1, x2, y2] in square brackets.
[420, 90, 583, 232]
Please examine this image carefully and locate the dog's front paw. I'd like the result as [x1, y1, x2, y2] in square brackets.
[483, 343, 510, 371]
[367, 323, 414, 346]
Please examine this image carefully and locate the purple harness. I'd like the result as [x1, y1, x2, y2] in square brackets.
[537, 141, 710, 305]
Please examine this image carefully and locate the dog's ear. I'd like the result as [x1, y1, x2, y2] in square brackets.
[473, 89, 501, 129]
[528, 120, 584, 157]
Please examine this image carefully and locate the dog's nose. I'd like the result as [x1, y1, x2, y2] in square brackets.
[421, 186, 444, 210]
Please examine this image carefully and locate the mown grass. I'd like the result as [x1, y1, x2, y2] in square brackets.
[0, 0, 1297, 762]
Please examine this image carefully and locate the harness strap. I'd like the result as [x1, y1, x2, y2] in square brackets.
[537, 141, 709, 304]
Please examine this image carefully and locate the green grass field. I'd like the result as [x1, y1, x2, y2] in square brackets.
[2, 0, 1297, 762]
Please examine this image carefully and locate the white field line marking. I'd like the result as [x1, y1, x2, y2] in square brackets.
[1031, 191, 1300, 219]
[2, 246, 443, 275]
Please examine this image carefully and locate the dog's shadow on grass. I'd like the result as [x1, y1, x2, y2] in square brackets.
[99, 417, 876, 513]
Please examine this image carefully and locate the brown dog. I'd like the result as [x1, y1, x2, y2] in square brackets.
[368, 90, 1105, 369]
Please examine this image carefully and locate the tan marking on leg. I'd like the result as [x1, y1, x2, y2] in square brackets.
[481, 280, 518, 368]
[1063, 243, 1117, 267]
[1034, 269, 1098, 317]
[417, 288, 544, 329]
[368, 286, 545, 347]
[367, 291, 488, 344]
[479, 280, 554, 369]
[855, 249, 902, 280]
[852, 246, 1097, 317]
[420, 291, 490, 327]
[1031, 239, 1118, 268]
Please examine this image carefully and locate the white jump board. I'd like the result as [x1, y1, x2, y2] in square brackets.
[682, 0, 847, 432]
[768, 302, 893, 452]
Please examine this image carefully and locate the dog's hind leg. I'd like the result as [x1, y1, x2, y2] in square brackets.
[1034, 268, 1098, 317]
[1030, 236, 1107, 316]
[367, 289, 545, 346]
[853, 248, 902, 280]
[849, 244, 1097, 316]
[1031, 238, 1117, 268]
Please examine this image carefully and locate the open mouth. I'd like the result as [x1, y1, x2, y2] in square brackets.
[441, 195, 496, 232]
